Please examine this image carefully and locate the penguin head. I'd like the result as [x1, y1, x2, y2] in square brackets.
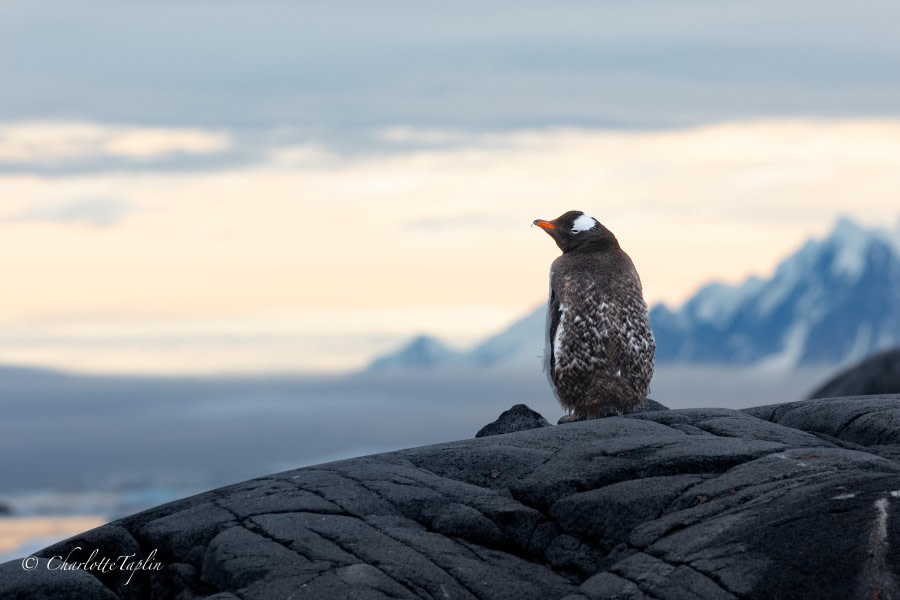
[532, 210, 617, 253]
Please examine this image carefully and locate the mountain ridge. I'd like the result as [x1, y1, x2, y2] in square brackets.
[369, 216, 900, 371]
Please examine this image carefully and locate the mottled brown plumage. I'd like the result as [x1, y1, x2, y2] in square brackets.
[533, 211, 655, 420]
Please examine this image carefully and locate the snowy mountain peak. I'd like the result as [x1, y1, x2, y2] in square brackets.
[832, 215, 865, 237]
[367, 335, 465, 371]
[366, 216, 900, 372]
[685, 277, 765, 327]
[686, 217, 898, 323]
[651, 216, 900, 367]
[827, 216, 882, 279]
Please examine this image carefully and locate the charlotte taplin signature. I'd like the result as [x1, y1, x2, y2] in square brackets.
[21, 547, 164, 585]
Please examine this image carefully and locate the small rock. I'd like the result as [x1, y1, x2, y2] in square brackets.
[635, 398, 670, 413]
[807, 348, 900, 399]
[476, 404, 551, 437]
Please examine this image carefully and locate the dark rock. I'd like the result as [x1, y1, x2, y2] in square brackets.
[807, 348, 900, 399]
[0, 500, 11, 515]
[2, 395, 900, 600]
[476, 403, 551, 437]
[743, 394, 900, 445]
[0, 557, 119, 600]
[634, 397, 669, 412]
[38, 525, 145, 599]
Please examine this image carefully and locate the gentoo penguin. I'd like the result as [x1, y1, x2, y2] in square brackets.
[533, 210, 655, 420]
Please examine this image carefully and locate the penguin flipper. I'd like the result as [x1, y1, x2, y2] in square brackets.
[545, 287, 561, 384]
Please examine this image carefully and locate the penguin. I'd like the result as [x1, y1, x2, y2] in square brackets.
[533, 210, 655, 421]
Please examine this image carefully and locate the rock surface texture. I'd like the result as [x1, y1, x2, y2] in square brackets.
[3, 395, 900, 600]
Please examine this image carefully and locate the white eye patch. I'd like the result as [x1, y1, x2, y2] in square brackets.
[571, 214, 597, 233]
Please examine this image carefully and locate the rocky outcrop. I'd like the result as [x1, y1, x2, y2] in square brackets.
[3, 395, 900, 599]
[807, 348, 900, 399]
[475, 403, 551, 437]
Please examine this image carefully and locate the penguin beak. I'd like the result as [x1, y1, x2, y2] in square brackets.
[533, 219, 556, 230]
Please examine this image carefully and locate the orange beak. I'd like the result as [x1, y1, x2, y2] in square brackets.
[533, 219, 556, 230]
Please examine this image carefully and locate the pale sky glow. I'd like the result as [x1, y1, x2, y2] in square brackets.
[3, 0, 900, 374]
[1, 119, 899, 373]
[0, 121, 231, 163]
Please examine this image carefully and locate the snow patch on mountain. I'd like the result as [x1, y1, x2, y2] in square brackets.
[688, 277, 765, 326]
[830, 217, 872, 279]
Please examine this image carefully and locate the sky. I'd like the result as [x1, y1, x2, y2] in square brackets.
[2, 1, 900, 374]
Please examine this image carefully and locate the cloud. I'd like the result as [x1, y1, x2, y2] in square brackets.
[3, 2, 900, 135]
[1, 118, 899, 374]
[377, 127, 481, 147]
[265, 144, 337, 168]
[0, 122, 232, 166]
[6, 199, 135, 227]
